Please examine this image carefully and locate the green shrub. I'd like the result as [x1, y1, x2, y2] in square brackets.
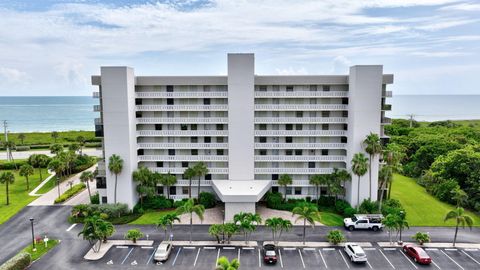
[335, 200, 351, 215]
[71, 203, 130, 220]
[432, 179, 459, 205]
[54, 183, 86, 203]
[327, 230, 346, 245]
[265, 192, 283, 209]
[90, 193, 99, 204]
[358, 199, 380, 214]
[173, 198, 189, 208]
[0, 161, 28, 170]
[0, 252, 31, 270]
[343, 207, 357, 217]
[15, 146, 30, 151]
[412, 232, 431, 245]
[125, 229, 144, 243]
[317, 196, 335, 207]
[199, 192, 216, 208]
[72, 155, 96, 174]
[381, 199, 405, 216]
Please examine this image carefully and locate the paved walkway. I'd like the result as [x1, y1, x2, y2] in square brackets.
[177, 205, 224, 225]
[0, 148, 102, 160]
[28, 171, 55, 196]
[256, 205, 324, 226]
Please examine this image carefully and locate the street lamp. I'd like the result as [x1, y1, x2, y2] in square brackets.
[398, 211, 405, 245]
[29, 218, 36, 252]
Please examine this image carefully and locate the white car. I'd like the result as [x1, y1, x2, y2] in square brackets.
[154, 242, 173, 262]
[344, 243, 367, 263]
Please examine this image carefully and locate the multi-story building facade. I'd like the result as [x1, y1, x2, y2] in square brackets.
[92, 53, 392, 220]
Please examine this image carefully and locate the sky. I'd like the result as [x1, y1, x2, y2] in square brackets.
[0, 0, 479, 96]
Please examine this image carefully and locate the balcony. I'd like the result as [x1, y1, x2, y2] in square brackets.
[137, 130, 228, 137]
[138, 143, 228, 149]
[175, 180, 213, 186]
[382, 90, 393, 98]
[255, 143, 346, 149]
[93, 92, 100, 98]
[254, 104, 347, 111]
[137, 117, 228, 124]
[255, 91, 348, 98]
[97, 161, 106, 176]
[138, 155, 228, 162]
[272, 180, 316, 186]
[151, 167, 228, 174]
[254, 130, 347, 137]
[255, 168, 335, 174]
[254, 155, 346, 162]
[135, 92, 228, 98]
[94, 118, 102, 125]
[381, 117, 392, 125]
[254, 117, 348, 124]
[93, 104, 102, 112]
[136, 105, 227, 111]
[381, 104, 392, 111]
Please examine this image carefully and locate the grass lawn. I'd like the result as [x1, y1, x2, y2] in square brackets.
[129, 209, 176, 225]
[5, 130, 96, 146]
[0, 168, 49, 224]
[391, 174, 480, 227]
[317, 211, 344, 226]
[20, 239, 59, 261]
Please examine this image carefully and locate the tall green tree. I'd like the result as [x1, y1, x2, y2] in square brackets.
[278, 174, 292, 201]
[157, 213, 180, 241]
[19, 164, 34, 190]
[49, 143, 64, 155]
[216, 256, 240, 270]
[132, 166, 154, 207]
[96, 219, 115, 243]
[108, 154, 124, 203]
[363, 133, 382, 200]
[383, 143, 404, 199]
[78, 215, 113, 252]
[233, 212, 262, 244]
[351, 153, 369, 207]
[292, 203, 320, 245]
[451, 188, 468, 207]
[176, 198, 205, 243]
[194, 162, 208, 200]
[209, 224, 223, 243]
[309, 175, 322, 203]
[162, 173, 177, 200]
[184, 167, 196, 199]
[0, 171, 15, 205]
[382, 214, 398, 245]
[80, 171, 95, 202]
[444, 207, 473, 246]
[378, 165, 393, 212]
[76, 135, 86, 155]
[17, 133, 26, 145]
[265, 217, 292, 244]
[29, 154, 49, 181]
[68, 142, 80, 153]
[48, 158, 65, 198]
[333, 168, 351, 198]
[51, 131, 59, 143]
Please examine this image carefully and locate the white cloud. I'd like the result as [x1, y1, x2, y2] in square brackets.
[440, 3, 480, 11]
[331, 56, 352, 74]
[0, 67, 28, 83]
[275, 67, 309, 75]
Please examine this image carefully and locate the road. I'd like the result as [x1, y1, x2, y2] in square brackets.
[0, 148, 102, 160]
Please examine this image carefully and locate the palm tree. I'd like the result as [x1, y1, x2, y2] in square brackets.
[76, 135, 86, 155]
[444, 207, 474, 246]
[332, 168, 351, 199]
[157, 213, 180, 241]
[19, 164, 34, 190]
[383, 214, 398, 245]
[68, 142, 80, 153]
[378, 165, 393, 212]
[132, 166, 153, 207]
[309, 175, 322, 203]
[2, 141, 16, 165]
[108, 154, 123, 203]
[292, 203, 320, 245]
[216, 256, 240, 270]
[451, 188, 468, 207]
[234, 212, 262, 244]
[265, 217, 292, 244]
[278, 174, 292, 201]
[209, 224, 223, 243]
[351, 153, 369, 207]
[176, 198, 205, 243]
[382, 143, 404, 199]
[29, 154, 49, 181]
[80, 171, 95, 202]
[0, 172, 15, 205]
[96, 219, 115, 243]
[51, 131, 59, 143]
[193, 162, 208, 200]
[49, 143, 64, 156]
[184, 167, 196, 199]
[18, 133, 26, 145]
[48, 158, 64, 198]
[363, 133, 382, 200]
[162, 173, 177, 200]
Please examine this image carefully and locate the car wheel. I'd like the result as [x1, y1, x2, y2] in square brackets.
[372, 226, 378, 232]
[348, 226, 354, 231]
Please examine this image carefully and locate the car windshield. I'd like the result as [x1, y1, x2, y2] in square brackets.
[352, 217, 358, 222]
[417, 249, 428, 257]
[356, 252, 365, 257]
[266, 250, 276, 256]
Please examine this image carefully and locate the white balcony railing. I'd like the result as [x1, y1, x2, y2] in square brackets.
[136, 105, 227, 111]
[383, 90, 393, 98]
[255, 91, 348, 98]
[93, 92, 100, 98]
[137, 130, 228, 137]
[381, 117, 392, 125]
[175, 180, 213, 186]
[139, 155, 228, 162]
[254, 155, 346, 162]
[169, 195, 190, 200]
[255, 168, 335, 174]
[151, 167, 228, 174]
[93, 105, 101, 112]
[135, 92, 228, 98]
[137, 118, 228, 124]
[254, 117, 348, 124]
[271, 180, 315, 186]
[94, 118, 102, 125]
[138, 143, 228, 149]
[254, 104, 347, 111]
[254, 130, 347, 137]
[254, 143, 346, 149]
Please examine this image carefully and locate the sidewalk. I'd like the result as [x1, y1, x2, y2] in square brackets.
[377, 242, 480, 248]
[84, 240, 154, 261]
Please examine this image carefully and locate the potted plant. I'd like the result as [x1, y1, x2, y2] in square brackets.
[124, 229, 144, 244]
[412, 232, 430, 245]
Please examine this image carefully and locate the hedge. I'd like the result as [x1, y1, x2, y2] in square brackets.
[199, 192, 216, 209]
[0, 252, 31, 270]
[15, 146, 30, 151]
[54, 183, 86, 204]
[0, 161, 28, 170]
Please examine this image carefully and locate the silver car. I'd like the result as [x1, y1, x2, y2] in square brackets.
[344, 242, 367, 263]
[154, 242, 173, 262]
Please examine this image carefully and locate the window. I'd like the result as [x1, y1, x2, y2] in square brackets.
[322, 149, 329, 155]
[155, 124, 162, 130]
[168, 149, 175, 156]
[205, 174, 212, 180]
[272, 85, 280, 91]
[323, 85, 330, 92]
[286, 124, 293, 130]
[156, 162, 163, 167]
[166, 85, 174, 92]
[181, 124, 188, 131]
[286, 187, 293, 195]
[322, 111, 330, 117]
[191, 149, 198, 155]
[295, 149, 302, 156]
[203, 85, 211, 92]
[259, 124, 267, 130]
[136, 112, 142, 118]
[191, 137, 198, 143]
[204, 111, 210, 118]
[167, 111, 174, 118]
[203, 98, 211, 105]
[259, 137, 267, 143]
[259, 150, 267, 156]
[310, 85, 317, 91]
[296, 111, 303, 118]
[217, 137, 224, 143]
[182, 187, 189, 195]
[286, 137, 293, 143]
[135, 99, 142, 105]
[342, 111, 348, 117]
[182, 162, 188, 168]
[342, 98, 348, 105]
[341, 137, 347, 143]
[308, 162, 315, 168]
[96, 177, 106, 189]
[285, 150, 293, 155]
[137, 149, 144, 156]
[169, 186, 177, 195]
[343, 124, 348, 130]
[259, 86, 267, 92]
[167, 98, 174, 105]
[286, 86, 294, 92]
[294, 187, 302, 195]
[216, 124, 223, 130]
[217, 149, 224, 155]
[295, 124, 303, 130]
[272, 186, 279, 193]
[204, 137, 211, 143]
[272, 174, 279, 180]
[156, 186, 164, 195]
[191, 124, 197, 130]
[102, 196, 108, 203]
[322, 124, 329, 130]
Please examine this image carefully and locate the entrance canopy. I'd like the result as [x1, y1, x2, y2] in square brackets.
[211, 180, 272, 203]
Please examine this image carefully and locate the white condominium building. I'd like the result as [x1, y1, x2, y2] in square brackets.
[92, 53, 393, 220]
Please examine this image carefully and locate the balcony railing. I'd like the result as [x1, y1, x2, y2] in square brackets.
[381, 117, 392, 124]
[93, 92, 100, 98]
[137, 130, 228, 137]
[255, 91, 348, 98]
[93, 105, 101, 112]
[255, 168, 335, 174]
[150, 167, 228, 174]
[381, 104, 392, 111]
[254, 117, 348, 124]
[255, 155, 346, 162]
[255, 143, 346, 149]
[138, 143, 228, 149]
[271, 180, 320, 186]
[138, 155, 228, 162]
[175, 180, 213, 186]
[136, 105, 228, 111]
[382, 90, 393, 98]
[135, 92, 228, 98]
[137, 117, 228, 124]
[254, 130, 347, 137]
[254, 104, 347, 111]
[96, 161, 106, 176]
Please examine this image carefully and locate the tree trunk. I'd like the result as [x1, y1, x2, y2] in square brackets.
[190, 214, 193, 243]
[387, 182, 392, 199]
[378, 180, 386, 212]
[167, 186, 170, 200]
[39, 168, 42, 181]
[114, 174, 118, 203]
[189, 178, 192, 199]
[272, 229, 275, 244]
[26, 176, 29, 191]
[197, 176, 201, 200]
[284, 185, 287, 201]
[6, 182, 9, 205]
[357, 176, 361, 207]
[303, 219, 306, 245]
[86, 181, 92, 201]
[453, 222, 459, 247]
[369, 155, 372, 200]
[57, 177, 61, 198]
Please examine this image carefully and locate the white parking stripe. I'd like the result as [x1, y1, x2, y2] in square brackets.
[364, 248, 376, 251]
[238, 248, 240, 262]
[172, 247, 181, 266]
[66, 223, 77, 232]
[121, 248, 134, 265]
[338, 250, 350, 269]
[465, 248, 479, 252]
[431, 260, 441, 270]
[258, 248, 261, 268]
[193, 248, 201, 267]
[242, 247, 254, 250]
[462, 250, 480, 265]
[384, 248, 397, 251]
[116, 246, 128, 249]
[223, 247, 235, 250]
[141, 246, 153, 249]
[319, 250, 328, 269]
[445, 248, 458, 251]
[298, 249, 305, 269]
[367, 261, 373, 269]
[399, 250, 418, 269]
[440, 250, 464, 270]
[216, 248, 220, 267]
[323, 248, 335, 251]
[378, 249, 395, 269]
[425, 248, 439, 251]
[284, 247, 296, 250]
[279, 248, 284, 268]
[184, 246, 196, 249]
[146, 247, 157, 265]
[303, 248, 315, 251]
[204, 246, 216, 249]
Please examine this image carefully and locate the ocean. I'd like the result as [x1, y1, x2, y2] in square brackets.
[0, 95, 479, 133]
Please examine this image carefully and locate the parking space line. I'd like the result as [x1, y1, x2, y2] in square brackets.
[384, 248, 397, 251]
[378, 249, 395, 269]
[66, 223, 77, 231]
[298, 249, 305, 269]
[121, 248, 134, 265]
[284, 247, 296, 250]
[258, 248, 261, 268]
[338, 250, 350, 269]
[116, 246, 128, 249]
[204, 246, 216, 249]
[364, 248, 376, 251]
[223, 247, 235, 250]
[238, 248, 240, 261]
[279, 248, 284, 268]
[399, 250, 418, 269]
[465, 248, 478, 251]
[184, 246, 196, 249]
[194, 247, 201, 266]
[425, 248, 439, 251]
[146, 247, 157, 265]
[172, 247, 181, 266]
[440, 250, 464, 270]
[462, 250, 480, 265]
[431, 260, 441, 270]
[303, 248, 315, 251]
[242, 247, 254, 250]
[318, 250, 328, 269]
[367, 261, 373, 269]
[445, 248, 458, 251]
[323, 248, 335, 251]
[141, 246, 154, 249]
[216, 248, 220, 267]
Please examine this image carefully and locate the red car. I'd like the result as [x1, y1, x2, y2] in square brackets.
[403, 244, 432, 265]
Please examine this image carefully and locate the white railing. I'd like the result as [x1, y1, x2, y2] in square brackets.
[255, 91, 348, 98]
[254, 130, 347, 136]
[136, 105, 228, 111]
[135, 92, 228, 98]
[92, 92, 100, 98]
[138, 143, 228, 149]
[93, 105, 101, 112]
[137, 118, 228, 124]
[254, 104, 347, 111]
[254, 117, 348, 124]
[137, 130, 228, 137]
[383, 91, 393, 98]
[254, 143, 346, 149]
[272, 180, 313, 186]
[139, 155, 228, 162]
[169, 195, 190, 200]
[381, 117, 392, 124]
[255, 168, 335, 174]
[175, 180, 213, 186]
[254, 155, 346, 162]
[151, 167, 228, 174]
[94, 118, 102, 125]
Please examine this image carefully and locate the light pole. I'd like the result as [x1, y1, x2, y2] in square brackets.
[398, 211, 405, 245]
[29, 218, 36, 252]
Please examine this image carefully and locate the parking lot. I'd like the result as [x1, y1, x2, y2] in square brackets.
[94, 243, 480, 270]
